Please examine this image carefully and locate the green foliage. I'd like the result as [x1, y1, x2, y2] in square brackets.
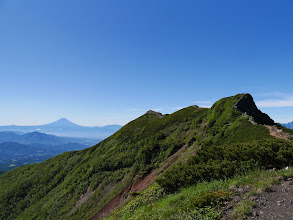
[107, 182, 224, 220]
[109, 183, 164, 219]
[157, 139, 293, 192]
[187, 190, 231, 209]
[0, 106, 209, 220]
[206, 94, 243, 134]
[232, 200, 255, 219]
[0, 93, 288, 219]
[204, 94, 272, 145]
[107, 167, 293, 220]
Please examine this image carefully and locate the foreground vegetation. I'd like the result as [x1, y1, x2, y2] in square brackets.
[0, 93, 292, 219]
[107, 167, 293, 220]
[157, 138, 293, 192]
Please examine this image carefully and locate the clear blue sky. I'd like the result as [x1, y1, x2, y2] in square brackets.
[0, 0, 293, 126]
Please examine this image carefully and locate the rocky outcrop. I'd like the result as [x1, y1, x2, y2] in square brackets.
[146, 110, 164, 118]
[234, 94, 275, 125]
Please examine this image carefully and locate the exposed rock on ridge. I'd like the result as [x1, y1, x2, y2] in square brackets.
[234, 93, 275, 125]
[146, 110, 164, 118]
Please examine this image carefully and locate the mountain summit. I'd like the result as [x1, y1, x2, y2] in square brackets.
[43, 118, 81, 127]
[233, 93, 275, 125]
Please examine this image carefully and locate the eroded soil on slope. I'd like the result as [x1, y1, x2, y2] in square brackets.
[90, 144, 188, 220]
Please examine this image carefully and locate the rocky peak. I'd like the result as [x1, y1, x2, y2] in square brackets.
[44, 118, 81, 127]
[146, 110, 164, 118]
[234, 94, 258, 115]
[234, 93, 275, 125]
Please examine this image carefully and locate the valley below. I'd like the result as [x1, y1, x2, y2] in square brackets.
[0, 132, 100, 172]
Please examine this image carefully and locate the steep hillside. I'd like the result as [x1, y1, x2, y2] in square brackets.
[0, 93, 292, 220]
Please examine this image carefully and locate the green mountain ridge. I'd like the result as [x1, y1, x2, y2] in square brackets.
[0, 93, 292, 220]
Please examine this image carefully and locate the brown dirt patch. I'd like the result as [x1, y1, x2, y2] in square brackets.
[222, 177, 293, 220]
[90, 144, 187, 220]
[76, 186, 95, 208]
[200, 121, 208, 127]
[90, 184, 132, 220]
[157, 144, 187, 174]
[247, 177, 293, 220]
[130, 170, 156, 193]
[90, 171, 157, 220]
[265, 125, 291, 140]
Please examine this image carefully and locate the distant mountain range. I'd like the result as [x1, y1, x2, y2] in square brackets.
[0, 141, 88, 172]
[0, 118, 122, 138]
[282, 121, 293, 129]
[0, 131, 101, 172]
[0, 131, 99, 146]
[0, 141, 87, 156]
[0, 118, 121, 172]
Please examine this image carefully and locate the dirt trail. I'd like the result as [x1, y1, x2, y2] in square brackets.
[265, 125, 291, 140]
[246, 177, 293, 220]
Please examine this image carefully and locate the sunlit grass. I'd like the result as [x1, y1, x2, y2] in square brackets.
[107, 167, 293, 220]
[232, 200, 255, 219]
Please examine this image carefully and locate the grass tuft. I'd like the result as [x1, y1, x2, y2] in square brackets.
[232, 200, 255, 219]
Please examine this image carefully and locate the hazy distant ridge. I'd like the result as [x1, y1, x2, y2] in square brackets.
[282, 121, 293, 130]
[0, 131, 101, 172]
[0, 118, 122, 138]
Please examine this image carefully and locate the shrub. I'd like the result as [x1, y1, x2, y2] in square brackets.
[157, 139, 293, 192]
[187, 190, 231, 209]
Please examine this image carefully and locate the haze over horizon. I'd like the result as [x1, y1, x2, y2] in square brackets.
[0, 118, 121, 127]
[1, 0, 293, 126]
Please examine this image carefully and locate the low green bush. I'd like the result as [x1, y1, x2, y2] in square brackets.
[187, 190, 231, 209]
[157, 139, 293, 192]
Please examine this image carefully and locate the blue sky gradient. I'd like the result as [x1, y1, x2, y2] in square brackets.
[1, 0, 293, 126]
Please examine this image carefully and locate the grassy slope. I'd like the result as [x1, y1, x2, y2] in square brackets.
[105, 94, 293, 219]
[0, 93, 289, 220]
[0, 106, 209, 220]
[107, 167, 293, 220]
